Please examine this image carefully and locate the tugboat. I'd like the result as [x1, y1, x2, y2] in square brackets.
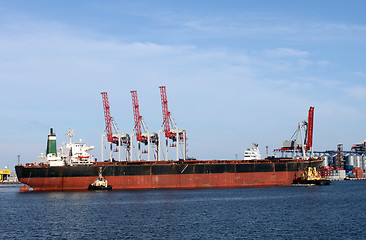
[293, 167, 331, 185]
[88, 167, 112, 190]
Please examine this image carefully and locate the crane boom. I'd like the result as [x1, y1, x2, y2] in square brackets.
[131, 91, 146, 142]
[158, 86, 187, 161]
[101, 92, 114, 142]
[159, 86, 173, 138]
[306, 106, 314, 151]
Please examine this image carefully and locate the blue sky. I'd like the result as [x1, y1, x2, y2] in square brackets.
[1, 1, 366, 168]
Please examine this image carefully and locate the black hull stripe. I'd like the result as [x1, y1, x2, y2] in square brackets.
[16, 162, 319, 178]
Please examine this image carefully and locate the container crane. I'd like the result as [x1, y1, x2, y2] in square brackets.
[158, 86, 187, 161]
[130, 90, 158, 161]
[306, 106, 314, 152]
[101, 92, 131, 161]
[277, 106, 315, 160]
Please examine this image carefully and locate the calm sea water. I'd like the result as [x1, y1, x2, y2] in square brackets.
[1, 181, 366, 239]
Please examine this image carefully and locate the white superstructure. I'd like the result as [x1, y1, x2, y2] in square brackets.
[244, 143, 261, 160]
[38, 129, 95, 166]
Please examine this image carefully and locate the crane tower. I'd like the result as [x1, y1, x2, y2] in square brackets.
[158, 86, 187, 161]
[130, 90, 158, 161]
[101, 92, 131, 161]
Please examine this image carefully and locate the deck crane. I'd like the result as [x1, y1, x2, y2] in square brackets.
[130, 90, 158, 161]
[158, 86, 187, 161]
[278, 106, 315, 160]
[101, 92, 131, 161]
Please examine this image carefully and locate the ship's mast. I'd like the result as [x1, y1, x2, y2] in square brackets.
[66, 128, 74, 144]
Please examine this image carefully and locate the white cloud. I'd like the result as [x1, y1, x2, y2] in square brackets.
[136, 7, 366, 42]
[353, 71, 366, 78]
[345, 86, 366, 101]
[263, 48, 309, 58]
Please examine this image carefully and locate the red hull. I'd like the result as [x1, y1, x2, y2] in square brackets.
[19, 171, 302, 191]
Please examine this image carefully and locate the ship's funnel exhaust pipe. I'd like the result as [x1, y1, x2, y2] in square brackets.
[46, 128, 57, 156]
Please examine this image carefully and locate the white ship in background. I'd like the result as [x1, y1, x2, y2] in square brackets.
[37, 128, 95, 166]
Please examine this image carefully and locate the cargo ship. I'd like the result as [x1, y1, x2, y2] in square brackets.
[15, 128, 322, 191]
[16, 158, 322, 191]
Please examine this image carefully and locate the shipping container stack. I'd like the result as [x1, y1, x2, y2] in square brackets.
[319, 166, 334, 178]
[351, 167, 364, 179]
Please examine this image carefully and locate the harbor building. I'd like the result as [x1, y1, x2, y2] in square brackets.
[0, 169, 11, 181]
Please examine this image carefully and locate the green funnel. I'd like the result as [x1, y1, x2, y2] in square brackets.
[46, 128, 57, 156]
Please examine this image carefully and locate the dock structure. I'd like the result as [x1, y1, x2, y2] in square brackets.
[0, 169, 11, 181]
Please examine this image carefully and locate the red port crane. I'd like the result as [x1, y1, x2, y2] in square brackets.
[101, 92, 114, 143]
[277, 106, 315, 159]
[131, 91, 147, 143]
[159, 86, 174, 139]
[101, 92, 130, 161]
[306, 106, 314, 151]
[130, 90, 158, 161]
[159, 86, 187, 161]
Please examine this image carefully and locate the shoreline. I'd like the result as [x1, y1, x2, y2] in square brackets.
[0, 181, 21, 184]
